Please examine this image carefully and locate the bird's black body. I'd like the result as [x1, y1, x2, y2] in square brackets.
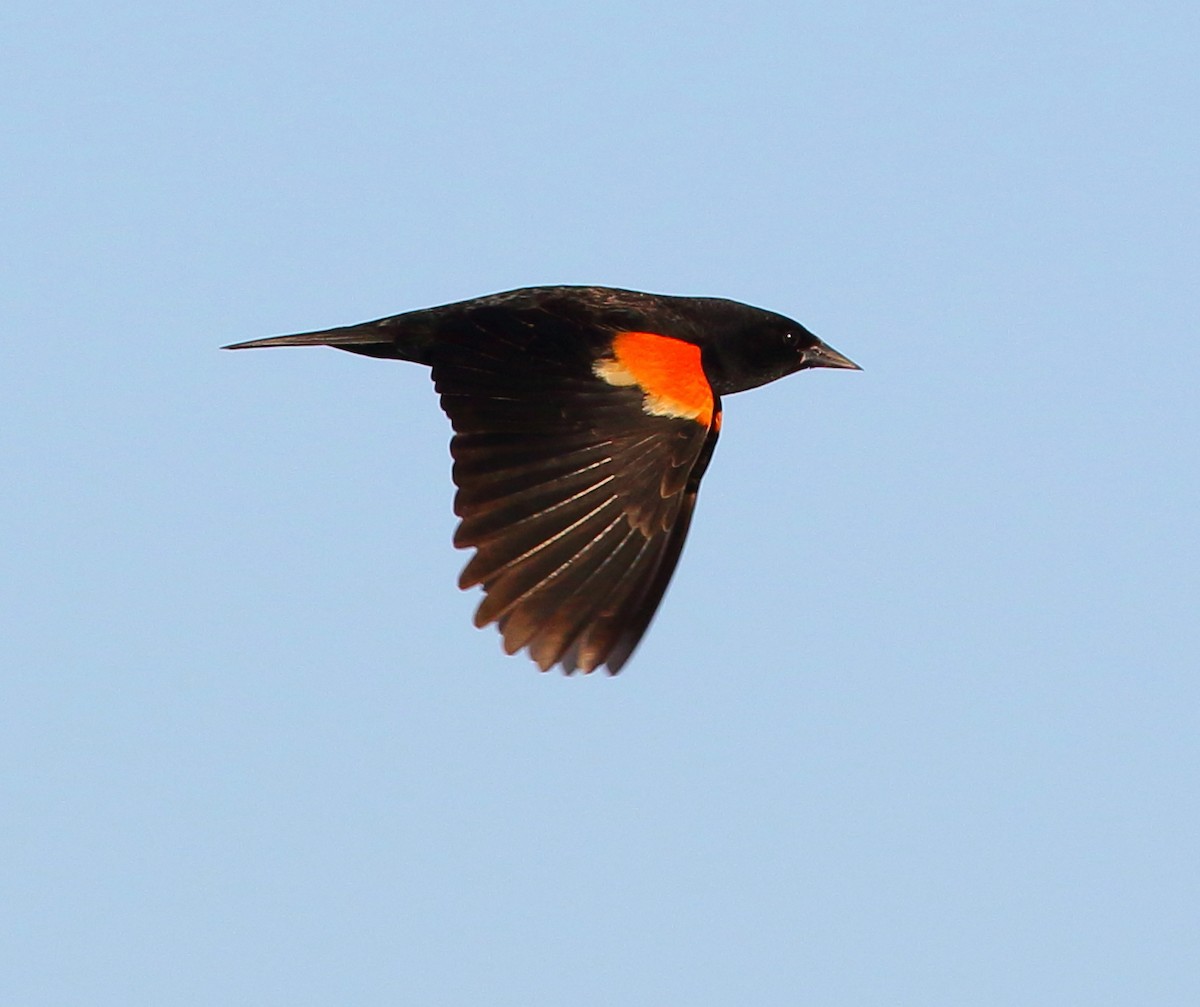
[226, 285, 858, 674]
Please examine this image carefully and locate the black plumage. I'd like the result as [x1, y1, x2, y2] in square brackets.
[225, 285, 858, 674]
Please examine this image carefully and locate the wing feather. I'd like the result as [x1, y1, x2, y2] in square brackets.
[431, 308, 720, 673]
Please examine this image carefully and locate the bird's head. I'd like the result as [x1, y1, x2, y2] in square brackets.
[690, 300, 860, 395]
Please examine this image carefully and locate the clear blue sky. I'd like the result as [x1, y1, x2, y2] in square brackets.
[3, 2, 1198, 1003]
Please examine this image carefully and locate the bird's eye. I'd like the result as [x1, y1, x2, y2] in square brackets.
[782, 330, 799, 346]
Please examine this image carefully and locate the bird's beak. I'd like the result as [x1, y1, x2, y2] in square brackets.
[803, 340, 861, 371]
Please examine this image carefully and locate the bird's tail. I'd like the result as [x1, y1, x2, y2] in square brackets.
[224, 317, 413, 359]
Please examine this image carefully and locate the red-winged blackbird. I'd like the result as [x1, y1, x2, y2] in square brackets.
[226, 286, 859, 674]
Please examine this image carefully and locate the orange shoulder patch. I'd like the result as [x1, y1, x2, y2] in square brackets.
[593, 331, 714, 427]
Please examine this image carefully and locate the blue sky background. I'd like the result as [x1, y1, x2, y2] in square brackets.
[3, 1, 1198, 1003]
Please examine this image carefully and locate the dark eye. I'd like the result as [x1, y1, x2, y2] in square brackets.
[782, 330, 800, 347]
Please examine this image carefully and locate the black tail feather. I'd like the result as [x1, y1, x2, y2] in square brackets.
[223, 319, 407, 357]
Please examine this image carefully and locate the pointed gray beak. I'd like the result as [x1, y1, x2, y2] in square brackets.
[803, 339, 861, 371]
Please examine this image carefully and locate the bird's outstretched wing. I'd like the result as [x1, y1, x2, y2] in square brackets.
[430, 303, 721, 674]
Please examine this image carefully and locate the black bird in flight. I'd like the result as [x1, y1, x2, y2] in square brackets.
[225, 285, 859, 674]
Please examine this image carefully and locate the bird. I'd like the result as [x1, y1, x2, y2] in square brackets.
[225, 285, 859, 675]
